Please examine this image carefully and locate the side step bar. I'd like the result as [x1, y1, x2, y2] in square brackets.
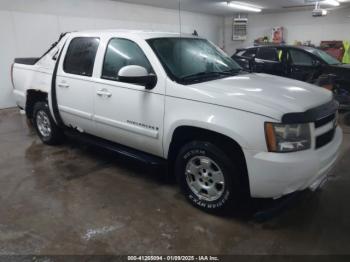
[65, 129, 167, 167]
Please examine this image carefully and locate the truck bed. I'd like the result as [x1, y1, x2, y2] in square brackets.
[12, 62, 53, 109]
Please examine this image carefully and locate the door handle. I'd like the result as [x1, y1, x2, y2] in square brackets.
[254, 58, 265, 64]
[58, 84, 70, 88]
[97, 89, 112, 98]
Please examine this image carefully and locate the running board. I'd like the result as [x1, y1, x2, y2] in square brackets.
[64, 130, 166, 167]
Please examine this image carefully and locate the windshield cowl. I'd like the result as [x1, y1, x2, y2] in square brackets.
[179, 70, 242, 85]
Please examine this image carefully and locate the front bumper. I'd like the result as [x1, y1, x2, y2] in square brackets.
[245, 127, 343, 198]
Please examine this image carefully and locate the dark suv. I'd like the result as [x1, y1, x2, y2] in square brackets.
[232, 45, 350, 109]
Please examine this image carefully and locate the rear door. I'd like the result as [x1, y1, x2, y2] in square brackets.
[287, 48, 320, 82]
[254, 47, 284, 76]
[56, 37, 100, 134]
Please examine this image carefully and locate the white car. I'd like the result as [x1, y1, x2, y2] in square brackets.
[12, 30, 343, 213]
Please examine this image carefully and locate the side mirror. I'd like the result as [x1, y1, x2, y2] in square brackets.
[118, 65, 157, 90]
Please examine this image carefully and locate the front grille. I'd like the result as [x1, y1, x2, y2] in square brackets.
[315, 113, 335, 128]
[314, 111, 337, 149]
[316, 128, 336, 149]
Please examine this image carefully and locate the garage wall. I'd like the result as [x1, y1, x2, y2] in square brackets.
[0, 0, 223, 109]
[224, 7, 350, 55]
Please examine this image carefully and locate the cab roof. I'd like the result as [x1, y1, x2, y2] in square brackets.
[241, 45, 317, 52]
[67, 29, 200, 40]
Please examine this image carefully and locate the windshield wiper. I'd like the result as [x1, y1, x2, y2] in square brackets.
[222, 69, 242, 75]
[181, 72, 221, 81]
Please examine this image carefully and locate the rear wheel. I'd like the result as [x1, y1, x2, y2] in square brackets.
[32, 102, 64, 145]
[175, 141, 243, 214]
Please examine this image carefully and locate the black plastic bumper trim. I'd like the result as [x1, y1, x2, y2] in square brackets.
[282, 100, 339, 124]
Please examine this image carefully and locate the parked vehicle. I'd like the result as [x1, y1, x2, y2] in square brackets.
[12, 31, 342, 213]
[232, 45, 350, 109]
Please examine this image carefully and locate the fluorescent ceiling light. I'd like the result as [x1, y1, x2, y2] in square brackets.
[321, 0, 340, 6]
[227, 1, 262, 12]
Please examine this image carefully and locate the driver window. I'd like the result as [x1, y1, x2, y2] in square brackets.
[102, 38, 153, 82]
[289, 49, 314, 66]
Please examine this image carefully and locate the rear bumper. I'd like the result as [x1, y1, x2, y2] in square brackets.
[245, 127, 343, 198]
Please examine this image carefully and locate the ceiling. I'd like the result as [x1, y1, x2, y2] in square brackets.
[115, 0, 350, 15]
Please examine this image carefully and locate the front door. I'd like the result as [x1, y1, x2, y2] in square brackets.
[93, 38, 165, 157]
[287, 48, 319, 82]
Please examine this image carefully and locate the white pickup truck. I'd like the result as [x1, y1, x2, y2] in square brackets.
[12, 30, 342, 213]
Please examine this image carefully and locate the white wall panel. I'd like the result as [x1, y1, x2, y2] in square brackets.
[57, 16, 98, 32]
[12, 12, 60, 57]
[0, 11, 16, 109]
[0, 0, 223, 109]
[224, 7, 350, 55]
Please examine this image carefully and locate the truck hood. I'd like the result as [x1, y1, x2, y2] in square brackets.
[170, 73, 333, 121]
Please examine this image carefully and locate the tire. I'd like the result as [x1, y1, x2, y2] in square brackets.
[32, 102, 64, 145]
[175, 141, 243, 214]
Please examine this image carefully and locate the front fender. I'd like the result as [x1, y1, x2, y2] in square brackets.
[163, 96, 273, 158]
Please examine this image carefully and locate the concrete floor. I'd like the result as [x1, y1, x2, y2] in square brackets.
[0, 108, 349, 255]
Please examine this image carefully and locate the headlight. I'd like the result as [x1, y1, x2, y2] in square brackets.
[265, 123, 311, 152]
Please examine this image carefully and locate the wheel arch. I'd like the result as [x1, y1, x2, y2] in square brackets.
[25, 89, 48, 119]
[167, 125, 250, 196]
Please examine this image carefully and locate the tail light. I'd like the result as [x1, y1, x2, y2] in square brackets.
[10, 63, 15, 89]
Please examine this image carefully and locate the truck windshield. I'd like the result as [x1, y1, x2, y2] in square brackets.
[147, 38, 242, 84]
[310, 49, 341, 65]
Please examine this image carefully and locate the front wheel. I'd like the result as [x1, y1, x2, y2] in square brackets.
[32, 102, 64, 145]
[175, 141, 243, 214]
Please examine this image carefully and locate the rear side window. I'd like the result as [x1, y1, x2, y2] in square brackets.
[242, 49, 256, 58]
[235, 50, 244, 56]
[63, 37, 100, 77]
[102, 38, 153, 82]
[257, 48, 278, 61]
[289, 49, 314, 66]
